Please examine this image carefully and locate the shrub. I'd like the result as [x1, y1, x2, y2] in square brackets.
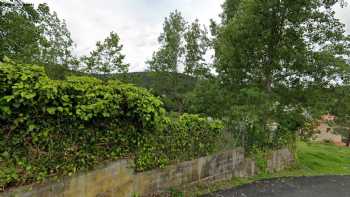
[135, 114, 224, 171]
[0, 61, 165, 189]
[187, 83, 300, 153]
[0, 61, 224, 190]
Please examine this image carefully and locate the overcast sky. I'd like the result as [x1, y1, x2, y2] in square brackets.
[26, 0, 350, 72]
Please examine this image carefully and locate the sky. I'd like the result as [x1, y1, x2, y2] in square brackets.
[25, 0, 350, 72]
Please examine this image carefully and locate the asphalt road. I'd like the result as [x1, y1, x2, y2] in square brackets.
[202, 176, 350, 197]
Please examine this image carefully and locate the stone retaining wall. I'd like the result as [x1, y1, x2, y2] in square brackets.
[267, 148, 295, 173]
[1, 148, 294, 197]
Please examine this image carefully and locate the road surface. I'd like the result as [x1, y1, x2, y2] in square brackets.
[203, 176, 350, 197]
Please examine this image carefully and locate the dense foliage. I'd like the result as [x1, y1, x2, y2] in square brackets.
[2, 0, 350, 192]
[147, 10, 186, 73]
[0, 60, 162, 189]
[0, 1, 42, 64]
[186, 79, 304, 151]
[135, 114, 223, 171]
[0, 1, 75, 67]
[184, 19, 210, 77]
[329, 86, 350, 146]
[192, 0, 350, 151]
[0, 61, 223, 190]
[117, 72, 197, 112]
[81, 32, 129, 75]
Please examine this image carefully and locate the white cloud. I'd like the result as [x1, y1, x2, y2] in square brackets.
[25, 0, 350, 72]
[24, 0, 223, 71]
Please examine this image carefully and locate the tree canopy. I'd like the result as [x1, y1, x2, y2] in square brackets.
[216, 0, 350, 91]
[221, 0, 242, 24]
[147, 10, 186, 73]
[187, 0, 350, 150]
[36, 3, 74, 67]
[0, 1, 75, 67]
[184, 19, 210, 77]
[0, 1, 41, 64]
[82, 32, 129, 74]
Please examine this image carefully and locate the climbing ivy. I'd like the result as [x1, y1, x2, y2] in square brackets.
[135, 114, 224, 171]
[0, 61, 223, 190]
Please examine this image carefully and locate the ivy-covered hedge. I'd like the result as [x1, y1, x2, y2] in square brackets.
[135, 114, 223, 171]
[0, 61, 223, 190]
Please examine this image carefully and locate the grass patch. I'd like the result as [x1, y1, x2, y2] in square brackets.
[173, 142, 350, 196]
[295, 142, 350, 175]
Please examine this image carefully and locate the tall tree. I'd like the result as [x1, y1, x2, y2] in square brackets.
[0, 1, 76, 69]
[213, 0, 350, 149]
[221, 0, 242, 24]
[146, 11, 187, 112]
[83, 32, 129, 75]
[184, 19, 210, 78]
[147, 10, 186, 72]
[36, 3, 74, 67]
[0, 1, 41, 63]
[216, 0, 350, 94]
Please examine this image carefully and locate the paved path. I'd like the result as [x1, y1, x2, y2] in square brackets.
[203, 176, 350, 197]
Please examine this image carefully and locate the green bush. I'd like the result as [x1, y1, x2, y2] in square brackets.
[187, 82, 299, 153]
[0, 61, 224, 190]
[135, 114, 224, 171]
[0, 61, 165, 189]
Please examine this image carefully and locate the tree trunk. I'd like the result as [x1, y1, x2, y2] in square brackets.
[266, 78, 272, 93]
[347, 132, 350, 147]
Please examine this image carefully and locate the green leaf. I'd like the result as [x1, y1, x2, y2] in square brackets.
[28, 124, 37, 132]
[2, 95, 15, 102]
[47, 107, 56, 115]
[0, 106, 12, 115]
